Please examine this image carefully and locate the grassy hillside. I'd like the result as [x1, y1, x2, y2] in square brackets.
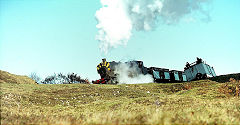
[1, 80, 240, 124]
[210, 73, 240, 83]
[0, 70, 36, 84]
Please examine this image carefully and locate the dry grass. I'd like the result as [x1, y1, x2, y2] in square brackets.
[1, 80, 240, 124]
[0, 70, 36, 84]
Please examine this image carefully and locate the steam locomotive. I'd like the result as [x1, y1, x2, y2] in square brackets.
[93, 58, 216, 84]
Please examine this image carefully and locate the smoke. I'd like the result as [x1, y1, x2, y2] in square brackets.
[114, 63, 153, 84]
[95, 0, 211, 53]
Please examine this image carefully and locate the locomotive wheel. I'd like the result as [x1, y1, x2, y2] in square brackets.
[202, 74, 207, 79]
[196, 73, 202, 80]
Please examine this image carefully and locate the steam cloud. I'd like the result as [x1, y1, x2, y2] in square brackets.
[114, 63, 153, 84]
[95, 0, 210, 53]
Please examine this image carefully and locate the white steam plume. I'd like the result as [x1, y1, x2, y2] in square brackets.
[95, 0, 210, 53]
[114, 63, 153, 84]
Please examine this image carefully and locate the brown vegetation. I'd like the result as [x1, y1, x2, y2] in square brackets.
[218, 78, 240, 97]
[0, 70, 36, 84]
[1, 80, 240, 124]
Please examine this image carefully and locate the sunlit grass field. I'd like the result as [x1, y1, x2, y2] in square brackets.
[1, 80, 240, 124]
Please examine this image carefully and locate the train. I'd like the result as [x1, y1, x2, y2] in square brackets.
[93, 57, 216, 84]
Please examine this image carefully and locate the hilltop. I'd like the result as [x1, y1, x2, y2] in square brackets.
[0, 70, 36, 84]
[1, 78, 240, 124]
[210, 73, 240, 83]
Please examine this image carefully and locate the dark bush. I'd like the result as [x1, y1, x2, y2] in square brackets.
[210, 73, 240, 83]
[41, 73, 87, 84]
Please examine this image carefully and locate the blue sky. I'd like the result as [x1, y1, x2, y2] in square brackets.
[0, 0, 239, 80]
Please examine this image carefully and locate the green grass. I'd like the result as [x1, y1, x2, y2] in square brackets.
[1, 80, 240, 124]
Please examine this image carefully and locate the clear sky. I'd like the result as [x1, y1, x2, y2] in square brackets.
[0, 0, 239, 80]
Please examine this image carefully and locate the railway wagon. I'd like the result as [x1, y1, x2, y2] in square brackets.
[147, 67, 187, 83]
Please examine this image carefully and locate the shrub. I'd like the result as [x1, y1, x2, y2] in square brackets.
[219, 78, 240, 97]
[41, 73, 88, 84]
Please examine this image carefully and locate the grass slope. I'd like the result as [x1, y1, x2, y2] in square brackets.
[1, 80, 240, 124]
[211, 73, 240, 83]
[0, 70, 36, 84]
